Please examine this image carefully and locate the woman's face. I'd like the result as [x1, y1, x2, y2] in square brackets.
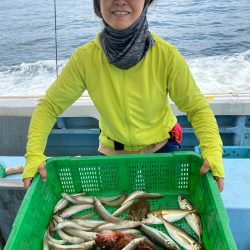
[100, 0, 145, 30]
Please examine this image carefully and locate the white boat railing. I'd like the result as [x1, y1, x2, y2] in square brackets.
[0, 93, 250, 117]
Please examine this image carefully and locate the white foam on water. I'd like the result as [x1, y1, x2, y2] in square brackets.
[0, 60, 66, 96]
[0, 50, 250, 96]
[189, 50, 250, 93]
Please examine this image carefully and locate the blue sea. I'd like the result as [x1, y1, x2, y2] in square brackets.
[0, 0, 249, 96]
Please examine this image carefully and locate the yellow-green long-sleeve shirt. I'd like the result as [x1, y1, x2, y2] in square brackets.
[23, 33, 224, 179]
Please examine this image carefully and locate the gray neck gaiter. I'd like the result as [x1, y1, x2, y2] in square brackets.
[100, 5, 154, 70]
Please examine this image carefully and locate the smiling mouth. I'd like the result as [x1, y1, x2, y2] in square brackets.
[112, 11, 130, 15]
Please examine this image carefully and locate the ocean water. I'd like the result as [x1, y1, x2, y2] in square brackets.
[0, 0, 249, 96]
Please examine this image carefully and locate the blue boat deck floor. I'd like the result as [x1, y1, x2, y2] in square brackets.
[222, 159, 250, 209]
[221, 158, 250, 250]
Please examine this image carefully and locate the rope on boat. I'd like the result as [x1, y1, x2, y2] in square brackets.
[54, 0, 58, 77]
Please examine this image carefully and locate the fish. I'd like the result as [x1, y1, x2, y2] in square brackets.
[141, 213, 163, 224]
[121, 190, 164, 206]
[63, 228, 97, 241]
[140, 223, 180, 250]
[61, 192, 86, 204]
[60, 192, 90, 204]
[47, 191, 204, 249]
[71, 211, 96, 220]
[151, 208, 196, 222]
[44, 220, 67, 246]
[43, 229, 49, 250]
[71, 219, 105, 229]
[95, 220, 141, 232]
[69, 193, 127, 205]
[97, 193, 127, 202]
[112, 200, 134, 217]
[162, 218, 202, 250]
[57, 229, 85, 244]
[59, 204, 94, 219]
[93, 197, 122, 223]
[54, 220, 94, 231]
[115, 229, 142, 238]
[61, 193, 82, 204]
[47, 239, 95, 249]
[53, 214, 64, 225]
[100, 193, 127, 206]
[47, 228, 67, 245]
[178, 195, 202, 242]
[54, 198, 70, 214]
[121, 190, 146, 205]
[121, 236, 155, 250]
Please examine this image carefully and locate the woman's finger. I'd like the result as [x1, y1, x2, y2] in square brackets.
[200, 160, 224, 192]
[38, 162, 47, 182]
[23, 162, 47, 189]
[200, 159, 210, 175]
[215, 176, 224, 192]
[23, 178, 33, 190]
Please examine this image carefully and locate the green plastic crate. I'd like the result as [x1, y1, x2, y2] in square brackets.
[5, 152, 237, 250]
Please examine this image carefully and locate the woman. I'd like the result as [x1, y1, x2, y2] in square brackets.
[23, 0, 224, 191]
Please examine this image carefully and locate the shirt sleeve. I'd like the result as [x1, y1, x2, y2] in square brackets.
[23, 51, 86, 179]
[168, 48, 224, 178]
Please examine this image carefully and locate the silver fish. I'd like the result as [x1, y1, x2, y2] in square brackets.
[53, 214, 64, 224]
[72, 193, 127, 205]
[122, 236, 155, 250]
[59, 204, 94, 218]
[63, 228, 97, 241]
[61, 193, 80, 204]
[100, 193, 127, 206]
[121, 190, 163, 206]
[162, 218, 202, 250]
[116, 229, 142, 237]
[141, 213, 163, 224]
[59, 192, 88, 205]
[54, 220, 92, 231]
[112, 200, 134, 217]
[70, 196, 94, 204]
[178, 195, 202, 242]
[93, 197, 122, 223]
[47, 239, 95, 249]
[96, 220, 141, 232]
[152, 208, 196, 222]
[54, 198, 70, 214]
[140, 223, 180, 250]
[71, 211, 96, 220]
[72, 219, 105, 229]
[43, 229, 49, 250]
[121, 190, 146, 205]
[57, 229, 85, 244]
[47, 228, 67, 245]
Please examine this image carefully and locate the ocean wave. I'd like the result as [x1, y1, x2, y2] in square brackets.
[0, 50, 250, 96]
[0, 60, 66, 96]
[189, 50, 250, 93]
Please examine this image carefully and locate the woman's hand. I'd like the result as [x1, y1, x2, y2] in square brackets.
[200, 159, 224, 192]
[23, 162, 47, 190]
